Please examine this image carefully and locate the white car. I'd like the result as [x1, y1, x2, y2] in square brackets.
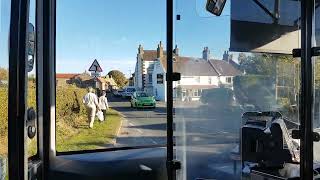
[112, 90, 123, 97]
[121, 87, 136, 99]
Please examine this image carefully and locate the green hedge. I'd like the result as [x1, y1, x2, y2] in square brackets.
[0, 84, 88, 156]
[0, 88, 8, 139]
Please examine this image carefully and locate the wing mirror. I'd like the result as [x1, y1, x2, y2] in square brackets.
[206, 0, 227, 16]
[27, 23, 35, 72]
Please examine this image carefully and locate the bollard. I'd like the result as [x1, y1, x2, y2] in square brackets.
[0, 156, 7, 180]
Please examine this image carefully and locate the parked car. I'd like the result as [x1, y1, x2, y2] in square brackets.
[131, 92, 156, 108]
[122, 87, 136, 99]
[113, 90, 123, 97]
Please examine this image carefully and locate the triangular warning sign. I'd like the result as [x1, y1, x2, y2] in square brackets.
[89, 59, 103, 72]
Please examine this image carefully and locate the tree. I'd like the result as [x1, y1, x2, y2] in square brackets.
[239, 54, 277, 76]
[239, 53, 298, 77]
[236, 53, 301, 112]
[0, 67, 8, 81]
[108, 70, 128, 88]
[233, 75, 276, 110]
[238, 53, 247, 66]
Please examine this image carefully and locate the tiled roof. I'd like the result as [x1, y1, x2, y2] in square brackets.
[142, 50, 171, 61]
[142, 47, 241, 77]
[158, 56, 242, 77]
[142, 50, 158, 61]
[209, 60, 242, 76]
[56, 73, 79, 79]
[159, 56, 219, 76]
[73, 73, 92, 81]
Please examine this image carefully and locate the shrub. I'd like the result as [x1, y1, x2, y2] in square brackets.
[56, 85, 88, 130]
[233, 75, 276, 110]
[0, 88, 8, 139]
[200, 87, 234, 110]
[0, 84, 88, 156]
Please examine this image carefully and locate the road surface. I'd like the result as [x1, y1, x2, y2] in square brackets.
[108, 95, 167, 147]
[108, 94, 242, 179]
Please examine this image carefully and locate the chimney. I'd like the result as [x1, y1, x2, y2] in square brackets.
[222, 51, 229, 61]
[157, 41, 164, 58]
[138, 44, 144, 58]
[202, 47, 210, 60]
[138, 44, 144, 55]
[173, 45, 179, 56]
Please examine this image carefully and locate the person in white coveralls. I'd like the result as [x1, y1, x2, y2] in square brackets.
[83, 87, 100, 128]
[99, 91, 109, 121]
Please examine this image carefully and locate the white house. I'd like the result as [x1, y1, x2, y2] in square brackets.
[152, 58, 167, 101]
[134, 41, 166, 95]
[134, 43, 242, 102]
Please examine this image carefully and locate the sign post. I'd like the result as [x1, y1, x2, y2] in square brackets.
[88, 59, 103, 93]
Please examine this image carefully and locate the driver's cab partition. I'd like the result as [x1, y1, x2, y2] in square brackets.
[3, 0, 320, 179]
[173, 0, 316, 180]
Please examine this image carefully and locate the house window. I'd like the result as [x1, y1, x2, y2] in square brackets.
[182, 89, 186, 97]
[226, 77, 232, 83]
[193, 89, 200, 97]
[148, 74, 152, 84]
[195, 76, 200, 83]
[157, 74, 164, 84]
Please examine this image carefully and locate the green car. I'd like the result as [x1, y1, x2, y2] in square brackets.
[131, 92, 156, 108]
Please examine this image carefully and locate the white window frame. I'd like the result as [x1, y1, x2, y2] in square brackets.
[195, 76, 200, 83]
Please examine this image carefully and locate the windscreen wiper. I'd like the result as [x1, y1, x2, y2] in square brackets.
[252, 0, 280, 23]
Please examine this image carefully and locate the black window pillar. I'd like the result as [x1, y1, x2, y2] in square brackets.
[166, 0, 175, 180]
[300, 0, 314, 179]
[8, 0, 29, 179]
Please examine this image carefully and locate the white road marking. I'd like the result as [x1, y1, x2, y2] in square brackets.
[128, 122, 144, 133]
[137, 129, 143, 133]
[151, 139, 157, 144]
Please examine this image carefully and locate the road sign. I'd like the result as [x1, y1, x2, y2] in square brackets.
[89, 59, 103, 72]
[91, 72, 101, 77]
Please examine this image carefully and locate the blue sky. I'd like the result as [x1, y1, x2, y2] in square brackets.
[1, 0, 231, 77]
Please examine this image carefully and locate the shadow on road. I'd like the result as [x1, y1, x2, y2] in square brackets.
[126, 123, 167, 130]
[115, 135, 167, 146]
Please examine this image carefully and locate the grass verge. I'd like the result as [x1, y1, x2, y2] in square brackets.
[56, 108, 122, 152]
